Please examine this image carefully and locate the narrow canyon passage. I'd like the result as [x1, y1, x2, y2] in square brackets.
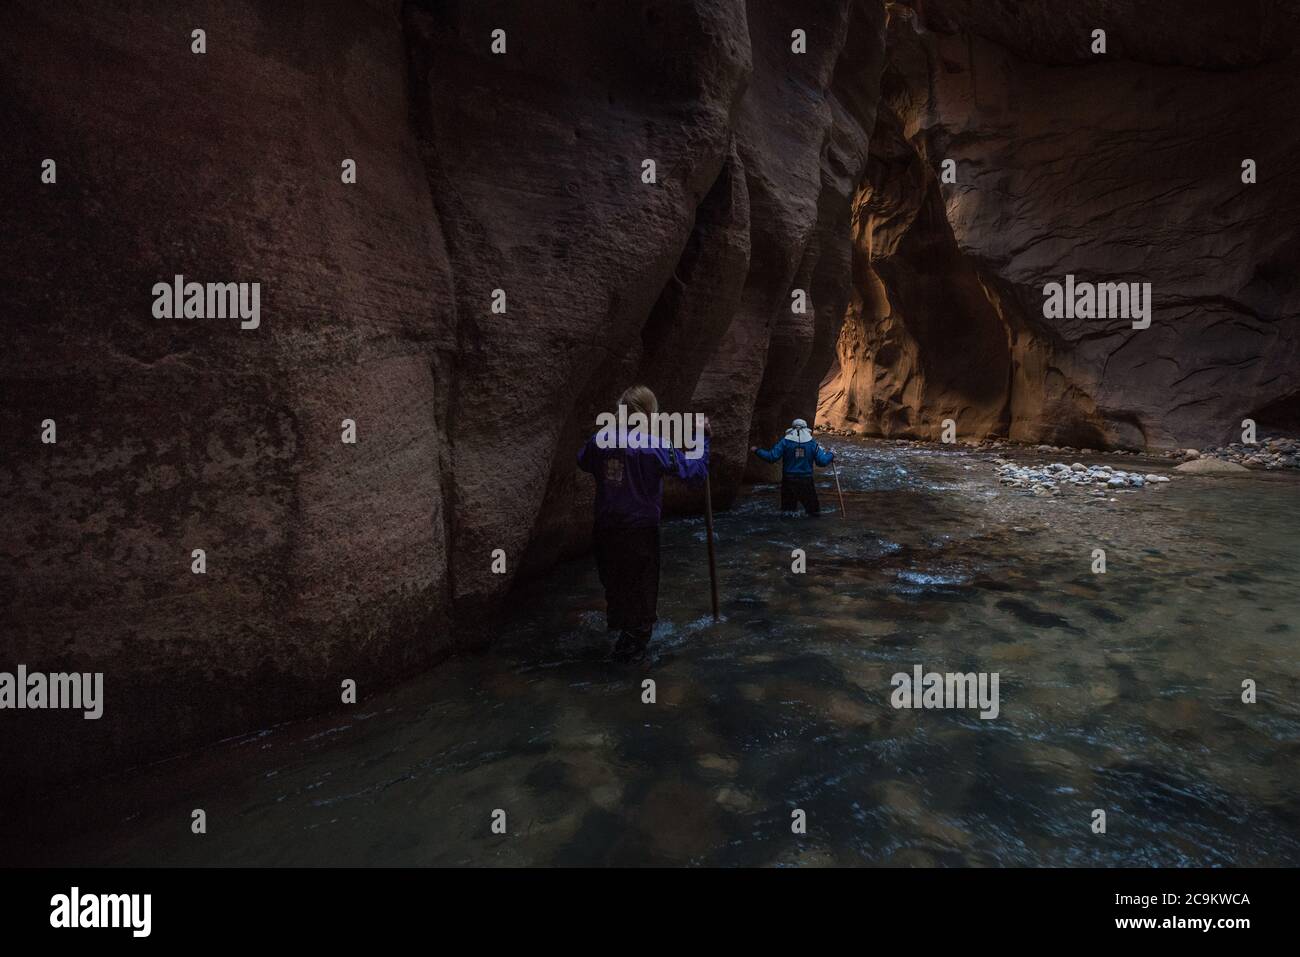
[4, 0, 1300, 890]
[14, 440, 1299, 866]
[5, 0, 1298, 806]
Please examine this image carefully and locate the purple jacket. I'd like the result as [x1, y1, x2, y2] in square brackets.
[578, 430, 710, 528]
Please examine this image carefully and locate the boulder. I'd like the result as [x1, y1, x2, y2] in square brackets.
[1174, 458, 1251, 473]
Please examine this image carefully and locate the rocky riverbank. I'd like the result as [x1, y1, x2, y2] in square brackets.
[813, 425, 1300, 472]
[1175, 438, 1300, 471]
[994, 461, 1170, 496]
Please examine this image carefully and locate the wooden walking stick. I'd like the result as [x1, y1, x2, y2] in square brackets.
[831, 456, 847, 518]
[703, 470, 720, 621]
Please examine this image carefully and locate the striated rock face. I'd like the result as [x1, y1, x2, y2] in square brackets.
[819, 0, 1300, 449]
[0, 0, 887, 792]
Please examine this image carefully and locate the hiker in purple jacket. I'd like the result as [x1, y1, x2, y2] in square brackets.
[577, 385, 711, 660]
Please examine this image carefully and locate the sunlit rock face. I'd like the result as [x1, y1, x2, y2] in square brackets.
[0, 0, 888, 790]
[819, 0, 1300, 449]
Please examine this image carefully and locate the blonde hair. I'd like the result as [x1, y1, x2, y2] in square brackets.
[618, 384, 658, 417]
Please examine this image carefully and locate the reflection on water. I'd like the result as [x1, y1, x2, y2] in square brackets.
[20, 440, 1300, 866]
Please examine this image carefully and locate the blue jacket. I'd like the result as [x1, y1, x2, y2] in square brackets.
[579, 430, 710, 528]
[755, 433, 833, 477]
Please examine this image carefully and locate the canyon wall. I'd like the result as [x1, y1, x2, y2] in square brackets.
[819, 0, 1300, 449]
[7, 0, 1295, 796]
[0, 0, 887, 795]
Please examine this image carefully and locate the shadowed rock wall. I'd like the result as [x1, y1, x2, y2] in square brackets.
[0, 0, 887, 793]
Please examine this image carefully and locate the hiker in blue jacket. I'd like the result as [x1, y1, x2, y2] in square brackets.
[751, 418, 834, 515]
[578, 385, 710, 660]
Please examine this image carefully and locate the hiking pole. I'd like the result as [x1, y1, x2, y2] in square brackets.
[703, 471, 720, 621]
[831, 457, 847, 519]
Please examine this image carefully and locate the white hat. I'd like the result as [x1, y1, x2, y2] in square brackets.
[785, 418, 812, 442]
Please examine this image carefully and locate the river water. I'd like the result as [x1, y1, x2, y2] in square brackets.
[22, 439, 1300, 866]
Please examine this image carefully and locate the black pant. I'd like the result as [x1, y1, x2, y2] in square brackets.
[593, 526, 660, 646]
[781, 475, 820, 515]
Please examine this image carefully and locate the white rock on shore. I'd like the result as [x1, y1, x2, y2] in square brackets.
[995, 461, 1170, 494]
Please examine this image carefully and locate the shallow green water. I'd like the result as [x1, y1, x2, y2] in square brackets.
[24, 440, 1300, 866]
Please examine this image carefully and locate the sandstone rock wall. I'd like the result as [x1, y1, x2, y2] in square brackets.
[0, 0, 888, 793]
[819, 0, 1300, 449]
[9, 0, 1292, 795]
